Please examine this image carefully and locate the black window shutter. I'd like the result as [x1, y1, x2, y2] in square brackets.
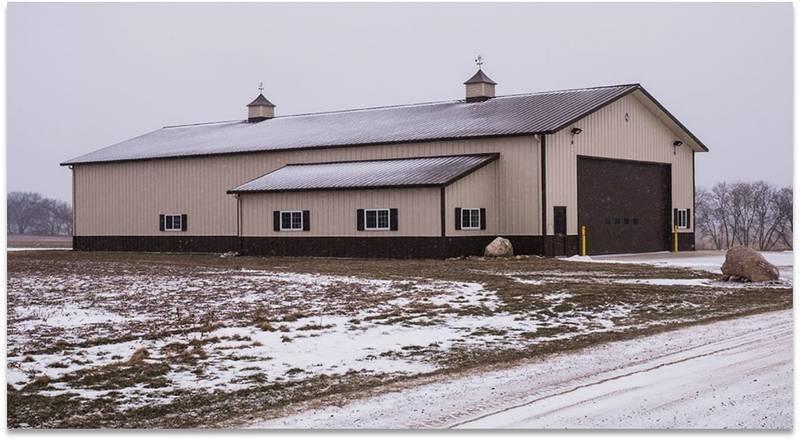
[303, 210, 310, 231]
[686, 209, 691, 229]
[480, 208, 486, 230]
[357, 209, 365, 231]
[273, 211, 280, 231]
[181, 214, 187, 231]
[673, 208, 678, 227]
[390, 208, 399, 231]
[159, 214, 165, 232]
[455, 208, 462, 230]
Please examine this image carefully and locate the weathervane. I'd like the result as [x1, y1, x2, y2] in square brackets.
[475, 55, 484, 69]
[258, 82, 264, 93]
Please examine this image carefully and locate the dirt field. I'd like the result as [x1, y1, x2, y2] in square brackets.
[7, 235, 72, 248]
[6, 251, 792, 428]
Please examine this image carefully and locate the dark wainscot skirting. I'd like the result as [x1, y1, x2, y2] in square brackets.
[73, 234, 677, 257]
[74, 235, 551, 258]
[73, 236, 240, 253]
[240, 236, 546, 259]
[677, 232, 696, 252]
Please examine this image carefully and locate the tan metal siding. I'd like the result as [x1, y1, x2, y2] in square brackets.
[466, 83, 495, 99]
[545, 91, 695, 235]
[445, 161, 499, 236]
[240, 188, 439, 237]
[74, 136, 540, 237]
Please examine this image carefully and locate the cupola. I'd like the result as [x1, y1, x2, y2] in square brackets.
[464, 56, 497, 102]
[247, 84, 275, 122]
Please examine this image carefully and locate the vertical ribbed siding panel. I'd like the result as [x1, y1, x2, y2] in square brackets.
[240, 187, 440, 237]
[546, 92, 695, 235]
[445, 161, 499, 236]
[74, 136, 541, 237]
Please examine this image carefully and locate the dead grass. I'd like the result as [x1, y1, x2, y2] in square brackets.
[127, 348, 149, 365]
[6, 250, 792, 428]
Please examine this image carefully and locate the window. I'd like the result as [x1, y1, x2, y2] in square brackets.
[365, 209, 390, 230]
[274, 210, 310, 232]
[164, 214, 183, 231]
[461, 208, 481, 229]
[676, 209, 690, 229]
[280, 211, 303, 231]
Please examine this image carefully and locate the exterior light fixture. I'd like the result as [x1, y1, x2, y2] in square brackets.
[570, 127, 583, 145]
[673, 140, 683, 155]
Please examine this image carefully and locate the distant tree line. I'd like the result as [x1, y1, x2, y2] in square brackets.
[7, 192, 72, 236]
[696, 182, 792, 251]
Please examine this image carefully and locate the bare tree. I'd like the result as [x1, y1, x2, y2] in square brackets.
[7, 192, 72, 236]
[696, 188, 722, 249]
[7, 192, 44, 235]
[696, 182, 792, 251]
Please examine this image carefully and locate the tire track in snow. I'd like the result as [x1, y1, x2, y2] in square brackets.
[451, 326, 791, 428]
[251, 310, 792, 429]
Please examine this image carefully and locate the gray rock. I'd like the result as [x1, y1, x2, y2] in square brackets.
[721, 246, 779, 282]
[484, 237, 514, 258]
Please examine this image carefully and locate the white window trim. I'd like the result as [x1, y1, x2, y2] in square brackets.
[364, 208, 391, 231]
[676, 209, 689, 229]
[461, 208, 481, 230]
[164, 213, 183, 232]
[280, 210, 304, 231]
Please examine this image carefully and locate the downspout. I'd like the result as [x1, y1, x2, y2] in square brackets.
[692, 150, 696, 250]
[235, 194, 242, 252]
[440, 186, 447, 258]
[540, 134, 547, 253]
[70, 165, 76, 244]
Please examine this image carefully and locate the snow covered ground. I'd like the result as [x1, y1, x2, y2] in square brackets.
[7, 252, 792, 427]
[570, 250, 794, 281]
[253, 309, 793, 429]
[8, 266, 711, 409]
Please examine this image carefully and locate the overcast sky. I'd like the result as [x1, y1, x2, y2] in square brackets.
[7, 2, 793, 202]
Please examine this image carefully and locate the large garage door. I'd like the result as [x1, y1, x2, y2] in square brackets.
[577, 157, 671, 255]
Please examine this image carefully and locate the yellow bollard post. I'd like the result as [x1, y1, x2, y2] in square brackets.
[581, 225, 587, 256]
[673, 225, 678, 254]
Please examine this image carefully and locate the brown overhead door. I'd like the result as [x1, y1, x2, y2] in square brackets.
[577, 157, 671, 255]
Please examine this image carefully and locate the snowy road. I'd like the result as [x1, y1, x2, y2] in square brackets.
[252, 309, 793, 429]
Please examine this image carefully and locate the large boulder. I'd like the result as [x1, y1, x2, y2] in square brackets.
[484, 237, 514, 258]
[720, 246, 779, 282]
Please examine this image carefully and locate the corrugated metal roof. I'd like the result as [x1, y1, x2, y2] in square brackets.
[464, 69, 497, 85]
[63, 83, 705, 166]
[247, 94, 275, 107]
[229, 154, 499, 193]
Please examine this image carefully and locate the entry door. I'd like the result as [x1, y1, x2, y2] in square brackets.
[553, 206, 567, 256]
